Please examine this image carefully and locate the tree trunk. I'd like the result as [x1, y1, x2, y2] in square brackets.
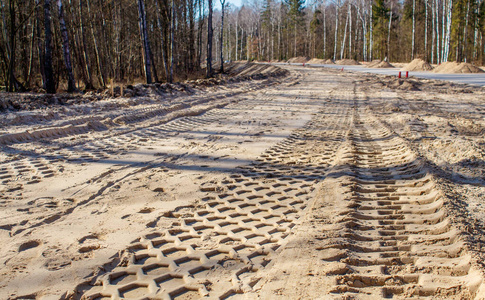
[463, 0, 470, 62]
[170, 0, 175, 82]
[57, 0, 76, 92]
[340, 4, 349, 60]
[137, 0, 152, 84]
[86, 0, 105, 87]
[369, 1, 373, 61]
[79, 0, 94, 89]
[155, 0, 169, 79]
[235, 17, 238, 61]
[44, 0, 56, 93]
[412, 0, 415, 59]
[425, 0, 428, 60]
[35, 0, 46, 88]
[219, 0, 226, 73]
[349, 3, 352, 58]
[387, 1, 393, 60]
[333, 0, 339, 61]
[188, 0, 195, 71]
[27, 16, 35, 86]
[323, 2, 326, 58]
[7, 0, 16, 92]
[444, 0, 453, 61]
[207, 0, 213, 78]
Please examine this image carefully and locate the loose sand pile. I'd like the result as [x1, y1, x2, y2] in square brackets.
[288, 57, 310, 63]
[366, 60, 382, 67]
[402, 59, 433, 71]
[432, 61, 484, 74]
[389, 79, 420, 91]
[336, 59, 360, 65]
[307, 58, 326, 64]
[324, 59, 335, 64]
[367, 60, 394, 68]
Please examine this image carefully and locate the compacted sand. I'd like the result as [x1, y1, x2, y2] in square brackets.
[2, 65, 485, 299]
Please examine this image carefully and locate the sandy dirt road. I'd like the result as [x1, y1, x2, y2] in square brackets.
[2, 65, 485, 299]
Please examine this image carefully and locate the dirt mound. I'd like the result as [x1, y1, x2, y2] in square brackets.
[433, 61, 484, 74]
[402, 59, 433, 71]
[0, 63, 287, 113]
[288, 57, 310, 63]
[307, 58, 326, 64]
[336, 59, 360, 65]
[367, 60, 394, 68]
[389, 79, 420, 91]
[366, 60, 382, 67]
[325, 59, 335, 64]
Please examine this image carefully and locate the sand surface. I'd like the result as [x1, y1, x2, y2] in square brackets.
[2, 65, 485, 299]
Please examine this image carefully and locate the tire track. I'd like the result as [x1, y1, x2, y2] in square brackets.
[0, 90, 287, 238]
[78, 98, 353, 299]
[0, 90, 276, 206]
[323, 103, 484, 299]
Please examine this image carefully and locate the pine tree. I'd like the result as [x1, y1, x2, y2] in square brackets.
[372, 0, 389, 60]
[285, 0, 304, 56]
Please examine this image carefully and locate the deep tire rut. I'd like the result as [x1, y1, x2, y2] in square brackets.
[324, 103, 483, 299]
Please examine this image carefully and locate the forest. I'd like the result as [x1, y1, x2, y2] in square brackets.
[1, 0, 485, 93]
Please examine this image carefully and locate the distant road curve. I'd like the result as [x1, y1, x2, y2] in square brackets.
[275, 62, 485, 87]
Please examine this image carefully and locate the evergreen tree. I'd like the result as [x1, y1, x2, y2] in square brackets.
[372, 0, 389, 60]
[285, 0, 305, 56]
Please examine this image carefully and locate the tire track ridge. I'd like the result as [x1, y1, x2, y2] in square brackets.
[325, 104, 485, 299]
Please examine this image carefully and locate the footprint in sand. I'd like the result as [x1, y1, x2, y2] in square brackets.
[18, 240, 41, 252]
[5, 240, 44, 272]
[76, 233, 105, 257]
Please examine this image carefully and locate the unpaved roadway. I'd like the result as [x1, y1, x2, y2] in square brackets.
[2, 65, 485, 299]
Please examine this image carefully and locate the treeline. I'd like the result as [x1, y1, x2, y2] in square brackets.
[227, 0, 485, 65]
[2, 0, 485, 93]
[1, 0, 214, 93]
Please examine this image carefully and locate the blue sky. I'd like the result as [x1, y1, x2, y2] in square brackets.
[214, 0, 243, 9]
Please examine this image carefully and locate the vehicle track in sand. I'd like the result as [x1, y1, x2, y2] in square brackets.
[79, 92, 353, 299]
[0, 90, 284, 234]
[322, 109, 483, 299]
[78, 68, 485, 300]
[3, 66, 485, 299]
[0, 69, 296, 205]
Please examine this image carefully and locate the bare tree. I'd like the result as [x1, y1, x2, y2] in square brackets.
[207, 0, 213, 77]
[137, 0, 152, 84]
[44, 0, 56, 93]
[170, 0, 175, 83]
[219, 0, 226, 73]
[57, 0, 76, 92]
